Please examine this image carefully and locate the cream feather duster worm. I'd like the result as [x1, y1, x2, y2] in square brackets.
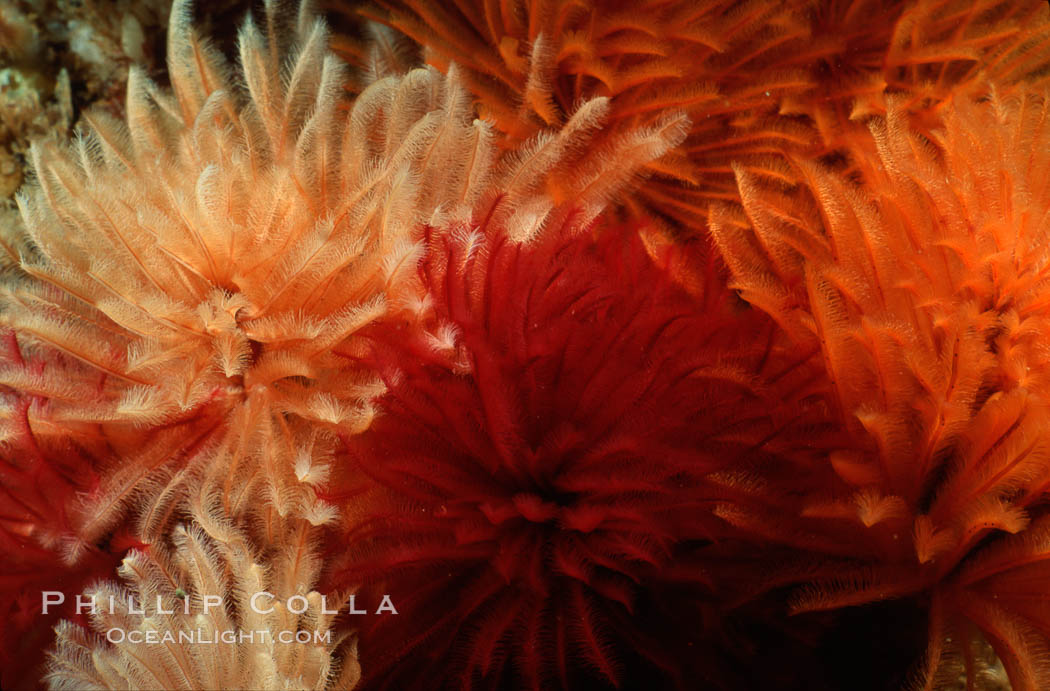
[45, 492, 360, 690]
[2, 0, 687, 560]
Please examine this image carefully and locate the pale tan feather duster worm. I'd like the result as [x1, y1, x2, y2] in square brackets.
[2, 0, 687, 558]
[45, 492, 360, 690]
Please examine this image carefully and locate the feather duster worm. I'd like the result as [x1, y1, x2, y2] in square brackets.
[330, 217, 835, 690]
[1, 0, 687, 684]
[0, 334, 131, 691]
[45, 493, 361, 690]
[918, 513, 1050, 690]
[4, 0, 684, 552]
[6, 0, 431, 537]
[710, 90, 1050, 689]
[351, 0, 1050, 237]
[356, 0, 811, 234]
[778, 0, 1050, 152]
[318, 2, 421, 91]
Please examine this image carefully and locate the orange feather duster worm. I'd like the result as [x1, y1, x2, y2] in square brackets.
[711, 90, 1050, 689]
[350, 0, 1050, 237]
[779, 0, 1050, 151]
[352, 0, 812, 233]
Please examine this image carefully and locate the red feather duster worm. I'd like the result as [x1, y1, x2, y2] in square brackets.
[327, 213, 835, 690]
[710, 89, 1050, 689]
[0, 332, 134, 691]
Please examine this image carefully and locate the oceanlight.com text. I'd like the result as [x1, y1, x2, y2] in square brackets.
[103, 628, 333, 645]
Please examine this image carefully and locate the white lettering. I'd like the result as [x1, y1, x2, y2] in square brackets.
[346, 594, 366, 615]
[156, 595, 174, 615]
[202, 595, 221, 615]
[41, 591, 64, 615]
[286, 595, 309, 615]
[75, 594, 96, 615]
[376, 595, 398, 615]
[250, 591, 274, 614]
